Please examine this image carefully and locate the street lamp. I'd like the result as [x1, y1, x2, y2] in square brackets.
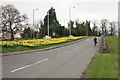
[33, 9, 38, 39]
[44, 11, 51, 39]
[86, 17, 90, 36]
[69, 6, 75, 37]
[47, 11, 50, 37]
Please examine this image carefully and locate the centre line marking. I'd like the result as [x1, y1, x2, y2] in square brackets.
[11, 58, 48, 73]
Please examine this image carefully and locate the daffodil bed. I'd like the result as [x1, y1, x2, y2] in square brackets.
[0, 36, 85, 53]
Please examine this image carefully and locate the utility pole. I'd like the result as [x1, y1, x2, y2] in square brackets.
[33, 9, 38, 39]
[69, 6, 75, 37]
[47, 11, 49, 37]
[33, 10, 34, 39]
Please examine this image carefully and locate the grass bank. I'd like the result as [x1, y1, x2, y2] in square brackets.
[85, 36, 118, 78]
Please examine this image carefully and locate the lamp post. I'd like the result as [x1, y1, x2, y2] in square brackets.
[86, 17, 90, 36]
[47, 11, 49, 37]
[69, 6, 75, 37]
[44, 10, 51, 39]
[33, 9, 38, 39]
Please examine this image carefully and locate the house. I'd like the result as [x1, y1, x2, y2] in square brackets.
[14, 28, 21, 39]
[2, 27, 21, 40]
[2, 31, 12, 40]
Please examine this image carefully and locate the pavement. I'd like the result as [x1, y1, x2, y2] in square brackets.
[2, 37, 101, 78]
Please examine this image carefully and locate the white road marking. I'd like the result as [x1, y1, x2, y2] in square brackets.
[11, 58, 48, 73]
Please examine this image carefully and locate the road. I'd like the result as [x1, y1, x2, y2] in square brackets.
[2, 37, 101, 78]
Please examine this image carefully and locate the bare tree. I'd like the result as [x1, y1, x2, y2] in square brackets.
[109, 22, 116, 36]
[101, 19, 108, 35]
[1, 4, 28, 40]
[92, 21, 98, 36]
[118, 22, 120, 36]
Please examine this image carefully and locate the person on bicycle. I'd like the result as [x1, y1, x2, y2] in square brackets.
[94, 37, 97, 46]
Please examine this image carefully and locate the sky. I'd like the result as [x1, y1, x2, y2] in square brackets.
[0, 0, 119, 27]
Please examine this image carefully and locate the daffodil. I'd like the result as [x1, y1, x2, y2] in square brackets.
[0, 36, 84, 47]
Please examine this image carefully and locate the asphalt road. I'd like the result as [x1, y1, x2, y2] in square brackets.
[2, 37, 101, 78]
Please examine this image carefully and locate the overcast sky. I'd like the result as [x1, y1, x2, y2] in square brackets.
[0, 0, 119, 27]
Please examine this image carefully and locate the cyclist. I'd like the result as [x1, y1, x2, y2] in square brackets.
[94, 37, 97, 46]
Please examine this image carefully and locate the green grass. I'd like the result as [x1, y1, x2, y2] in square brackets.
[118, 37, 120, 80]
[85, 36, 118, 78]
[1, 39, 80, 53]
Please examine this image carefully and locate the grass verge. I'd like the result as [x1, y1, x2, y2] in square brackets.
[85, 36, 118, 78]
[118, 36, 120, 80]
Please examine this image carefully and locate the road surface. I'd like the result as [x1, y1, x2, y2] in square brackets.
[2, 37, 101, 78]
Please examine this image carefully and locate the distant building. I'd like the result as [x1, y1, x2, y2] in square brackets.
[14, 28, 21, 39]
[1, 27, 21, 40]
[2, 31, 11, 39]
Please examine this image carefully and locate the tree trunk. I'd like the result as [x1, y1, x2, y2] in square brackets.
[11, 30, 14, 40]
[9, 22, 14, 40]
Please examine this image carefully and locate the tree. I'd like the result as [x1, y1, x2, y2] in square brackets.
[85, 20, 92, 36]
[74, 21, 84, 36]
[39, 20, 47, 38]
[1, 4, 28, 40]
[43, 7, 64, 37]
[22, 28, 28, 39]
[68, 21, 74, 29]
[64, 28, 69, 37]
[54, 25, 65, 37]
[92, 21, 98, 36]
[118, 22, 120, 36]
[75, 20, 92, 36]
[21, 27, 33, 39]
[109, 22, 116, 36]
[101, 19, 108, 35]
[68, 20, 75, 36]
